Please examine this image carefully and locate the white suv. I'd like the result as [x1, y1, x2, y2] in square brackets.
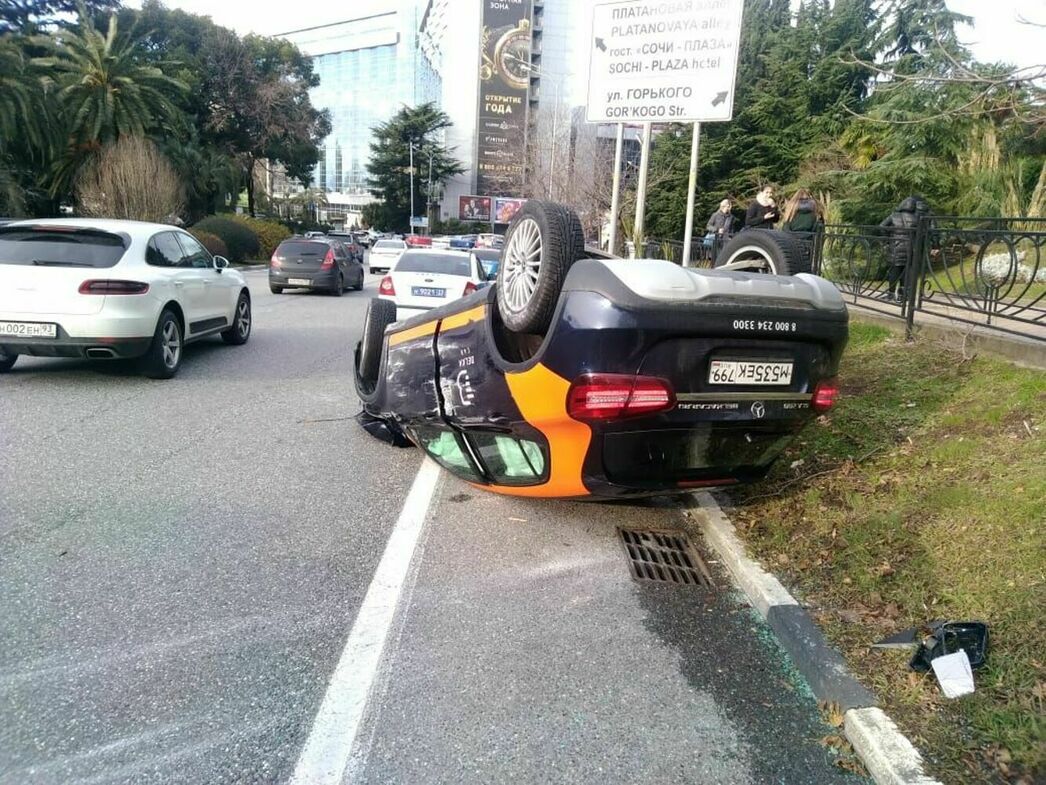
[0, 219, 252, 379]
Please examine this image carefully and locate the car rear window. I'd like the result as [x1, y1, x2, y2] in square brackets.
[0, 226, 129, 268]
[395, 253, 471, 276]
[276, 241, 328, 257]
[374, 240, 406, 249]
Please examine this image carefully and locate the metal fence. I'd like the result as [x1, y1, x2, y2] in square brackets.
[812, 217, 1046, 341]
[632, 218, 1044, 342]
[632, 234, 726, 267]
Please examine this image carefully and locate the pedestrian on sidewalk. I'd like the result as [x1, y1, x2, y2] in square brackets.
[744, 185, 780, 230]
[782, 189, 823, 267]
[878, 196, 920, 303]
[781, 189, 822, 234]
[703, 198, 735, 259]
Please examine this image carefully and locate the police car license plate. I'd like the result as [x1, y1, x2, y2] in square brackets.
[708, 360, 793, 385]
[412, 286, 446, 298]
[0, 320, 57, 338]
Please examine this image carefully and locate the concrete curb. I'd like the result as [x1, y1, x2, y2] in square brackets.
[684, 491, 943, 785]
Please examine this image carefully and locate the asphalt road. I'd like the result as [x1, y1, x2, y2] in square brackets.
[0, 268, 866, 784]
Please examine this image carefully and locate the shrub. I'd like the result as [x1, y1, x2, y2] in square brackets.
[230, 215, 291, 258]
[189, 229, 228, 260]
[191, 216, 260, 263]
[77, 136, 184, 223]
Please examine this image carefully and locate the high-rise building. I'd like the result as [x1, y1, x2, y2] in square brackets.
[279, 3, 438, 228]
[418, 0, 481, 220]
[278, 0, 605, 229]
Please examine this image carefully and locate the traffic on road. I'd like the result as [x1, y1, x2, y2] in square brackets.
[0, 205, 866, 784]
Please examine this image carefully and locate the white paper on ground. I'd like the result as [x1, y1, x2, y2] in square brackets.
[932, 650, 976, 698]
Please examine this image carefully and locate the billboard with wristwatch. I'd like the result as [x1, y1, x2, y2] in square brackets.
[476, 0, 532, 195]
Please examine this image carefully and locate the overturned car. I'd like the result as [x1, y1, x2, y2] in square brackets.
[354, 201, 848, 499]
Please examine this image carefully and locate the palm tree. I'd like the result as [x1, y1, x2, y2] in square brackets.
[0, 35, 49, 214]
[33, 10, 187, 145]
[0, 37, 43, 149]
[30, 9, 187, 198]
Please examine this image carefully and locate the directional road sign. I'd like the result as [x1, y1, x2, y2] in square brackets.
[586, 0, 744, 124]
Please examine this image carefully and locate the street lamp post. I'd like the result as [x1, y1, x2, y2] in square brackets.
[408, 140, 416, 236]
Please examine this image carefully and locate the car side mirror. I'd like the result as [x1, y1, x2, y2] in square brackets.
[214, 256, 229, 271]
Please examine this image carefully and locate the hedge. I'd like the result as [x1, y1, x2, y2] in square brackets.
[191, 216, 260, 263]
[230, 215, 291, 259]
[188, 229, 228, 260]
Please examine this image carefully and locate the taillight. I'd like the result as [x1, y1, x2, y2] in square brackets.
[320, 248, 335, 270]
[811, 378, 840, 412]
[78, 279, 149, 295]
[567, 373, 675, 421]
[379, 275, 396, 295]
[463, 281, 477, 296]
[270, 252, 281, 268]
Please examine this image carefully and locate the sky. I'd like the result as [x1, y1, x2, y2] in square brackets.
[123, 0, 1045, 70]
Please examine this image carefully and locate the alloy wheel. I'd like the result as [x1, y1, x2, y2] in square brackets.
[502, 217, 543, 313]
[162, 320, 181, 368]
[236, 299, 251, 338]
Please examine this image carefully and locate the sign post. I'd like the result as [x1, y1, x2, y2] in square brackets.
[633, 121, 652, 257]
[681, 122, 700, 267]
[586, 0, 744, 255]
[608, 123, 624, 254]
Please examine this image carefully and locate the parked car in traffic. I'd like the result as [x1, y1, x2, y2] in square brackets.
[475, 233, 503, 249]
[354, 200, 848, 499]
[269, 237, 364, 295]
[377, 249, 486, 319]
[326, 231, 364, 262]
[449, 235, 477, 249]
[368, 238, 407, 274]
[0, 219, 252, 379]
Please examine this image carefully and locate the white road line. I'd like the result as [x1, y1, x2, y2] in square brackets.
[289, 458, 442, 785]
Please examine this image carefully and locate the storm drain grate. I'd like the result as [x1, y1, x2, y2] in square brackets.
[617, 528, 714, 587]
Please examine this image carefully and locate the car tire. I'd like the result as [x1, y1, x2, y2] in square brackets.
[358, 297, 397, 391]
[332, 273, 344, 296]
[353, 271, 364, 291]
[496, 200, 584, 335]
[715, 230, 810, 275]
[0, 348, 18, 373]
[139, 308, 183, 379]
[221, 291, 251, 345]
[270, 285, 283, 294]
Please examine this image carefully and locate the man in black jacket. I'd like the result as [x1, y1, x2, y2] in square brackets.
[879, 196, 920, 302]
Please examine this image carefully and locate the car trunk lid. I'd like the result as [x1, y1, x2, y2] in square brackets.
[0, 225, 130, 316]
[274, 241, 330, 273]
[391, 270, 472, 310]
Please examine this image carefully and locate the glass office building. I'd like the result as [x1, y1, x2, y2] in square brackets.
[280, 4, 438, 225]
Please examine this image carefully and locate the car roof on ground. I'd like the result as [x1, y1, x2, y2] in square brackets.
[5, 217, 182, 240]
